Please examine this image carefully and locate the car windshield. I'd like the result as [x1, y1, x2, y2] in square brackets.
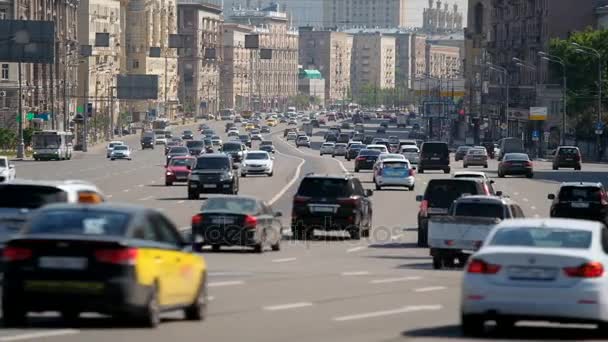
[186, 141, 204, 148]
[335, 144, 347, 148]
[457, 146, 471, 152]
[108, 142, 122, 148]
[425, 180, 480, 208]
[239, 135, 250, 140]
[454, 203, 504, 219]
[169, 158, 194, 167]
[0, 185, 68, 209]
[504, 153, 529, 161]
[468, 149, 487, 155]
[297, 178, 349, 197]
[246, 153, 269, 160]
[223, 143, 241, 152]
[27, 210, 131, 237]
[113, 146, 128, 151]
[33, 135, 61, 148]
[202, 197, 258, 214]
[422, 143, 448, 154]
[170, 147, 188, 154]
[490, 227, 592, 249]
[350, 144, 366, 149]
[183, 130, 193, 135]
[194, 157, 230, 170]
[388, 137, 399, 143]
[381, 154, 404, 160]
[558, 186, 602, 202]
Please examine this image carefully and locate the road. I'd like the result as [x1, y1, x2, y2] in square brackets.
[4, 118, 608, 342]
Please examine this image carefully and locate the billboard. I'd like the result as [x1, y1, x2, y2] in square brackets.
[0, 20, 55, 63]
[245, 35, 259, 49]
[116, 75, 159, 100]
[423, 101, 447, 118]
[529, 107, 547, 121]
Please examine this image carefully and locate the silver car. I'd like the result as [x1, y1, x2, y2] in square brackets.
[320, 142, 335, 156]
[401, 145, 420, 164]
[333, 143, 348, 157]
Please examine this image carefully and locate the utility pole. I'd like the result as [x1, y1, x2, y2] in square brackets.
[16, 62, 25, 159]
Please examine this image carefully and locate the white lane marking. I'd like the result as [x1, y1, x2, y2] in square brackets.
[341, 271, 370, 276]
[523, 198, 529, 202]
[208, 280, 245, 288]
[272, 257, 297, 263]
[269, 151, 306, 205]
[531, 206, 537, 210]
[177, 200, 185, 204]
[138, 184, 144, 188]
[346, 246, 367, 253]
[391, 234, 403, 241]
[333, 305, 443, 322]
[263, 302, 313, 311]
[370, 276, 422, 284]
[123, 189, 130, 193]
[107, 195, 113, 199]
[514, 192, 520, 196]
[139, 196, 153, 201]
[414, 286, 447, 293]
[0, 330, 80, 341]
[208, 271, 253, 277]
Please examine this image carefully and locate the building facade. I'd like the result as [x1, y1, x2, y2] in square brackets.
[177, 0, 222, 117]
[351, 33, 396, 98]
[1, 0, 80, 133]
[426, 44, 460, 78]
[298, 69, 325, 105]
[298, 29, 352, 105]
[322, 0, 407, 29]
[422, 0, 463, 34]
[223, 0, 322, 27]
[221, 23, 253, 110]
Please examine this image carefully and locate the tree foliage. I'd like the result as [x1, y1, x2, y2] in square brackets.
[356, 84, 413, 108]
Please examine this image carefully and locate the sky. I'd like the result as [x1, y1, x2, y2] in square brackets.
[405, 0, 468, 27]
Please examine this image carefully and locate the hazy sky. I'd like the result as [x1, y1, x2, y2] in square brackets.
[404, 0, 468, 27]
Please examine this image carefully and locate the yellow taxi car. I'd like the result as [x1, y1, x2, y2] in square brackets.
[2, 203, 207, 328]
[244, 123, 255, 131]
[266, 119, 277, 127]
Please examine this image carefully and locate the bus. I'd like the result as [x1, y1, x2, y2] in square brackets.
[220, 108, 235, 120]
[32, 130, 74, 161]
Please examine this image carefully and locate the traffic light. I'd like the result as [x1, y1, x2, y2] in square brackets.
[87, 103, 93, 117]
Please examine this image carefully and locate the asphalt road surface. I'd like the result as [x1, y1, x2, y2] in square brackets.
[5, 118, 608, 342]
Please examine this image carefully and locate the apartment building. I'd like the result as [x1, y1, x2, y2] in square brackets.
[351, 33, 396, 98]
[323, 0, 408, 29]
[221, 23, 254, 110]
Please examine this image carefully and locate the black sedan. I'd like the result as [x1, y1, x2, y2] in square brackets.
[182, 130, 194, 140]
[166, 146, 190, 165]
[239, 134, 252, 148]
[191, 195, 282, 253]
[498, 153, 533, 178]
[346, 143, 366, 161]
[354, 149, 382, 172]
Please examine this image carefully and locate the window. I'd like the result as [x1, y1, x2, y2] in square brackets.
[132, 59, 139, 69]
[0, 9, 6, 20]
[1, 64, 8, 80]
[150, 213, 181, 246]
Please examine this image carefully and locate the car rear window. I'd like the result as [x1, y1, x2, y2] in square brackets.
[359, 149, 381, 156]
[202, 197, 257, 214]
[490, 227, 592, 249]
[468, 149, 487, 155]
[425, 180, 481, 208]
[0, 185, 68, 209]
[170, 147, 188, 154]
[558, 148, 579, 155]
[422, 143, 449, 154]
[454, 203, 504, 219]
[26, 210, 131, 237]
[558, 186, 602, 202]
[383, 161, 408, 169]
[297, 178, 349, 197]
[402, 147, 418, 153]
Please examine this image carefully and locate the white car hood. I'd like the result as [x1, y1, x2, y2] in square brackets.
[244, 159, 272, 166]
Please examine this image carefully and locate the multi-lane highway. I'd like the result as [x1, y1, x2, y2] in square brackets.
[4, 117, 608, 342]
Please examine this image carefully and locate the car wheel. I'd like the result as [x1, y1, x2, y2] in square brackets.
[188, 190, 199, 200]
[444, 167, 451, 174]
[110, 158, 115, 161]
[165, 181, 172, 186]
[575, 165, 582, 171]
[2, 296, 27, 327]
[484, 164, 488, 169]
[375, 183, 381, 190]
[253, 243, 263, 253]
[553, 166, 558, 170]
[349, 227, 361, 240]
[498, 171, 505, 178]
[354, 168, 359, 173]
[241, 173, 247, 178]
[408, 185, 415, 191]
[346, 157, 350, 161]
[495, 318, 515, 334]
[211, 244, 221, 252]
[305, 228, 314, 241]
[137, 284, 160, 328]
[432, 256, 442, 270]
[271, 239, 281, 251]
[184, 276, 207, 321]
[268, 171, 273, 177]
[61, 309, 80, 323]
[461, 314, 485, 337]
[463, 163, 468, 168]
[526, 173, 534, 178]
[418, 168, 424, 174]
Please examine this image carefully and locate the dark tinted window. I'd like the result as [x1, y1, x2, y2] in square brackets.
[169, 158, 194, 167]
[195, 157, 230, 170]
[222, 143, 242, 152]
[490, 227, 591, 249]
[239, 135, 250, 140]
[422, 143, 449, 154]
[558, 148, 579, 155]
[27, 210, 131, 236]
[454, 203, 504, 219]
[425, 180, 480, 208]
[202, 197, 258, 214]
[504, 153, 530, 161]
[169, 147, 189, 154]
[358, 149, 381, 156]
[0, 185, 68, 209]
[558, 186, 602, 202]
[186, 141, 204, 148]
[297, 178, 349, 197]
[349, 144, 366, 149]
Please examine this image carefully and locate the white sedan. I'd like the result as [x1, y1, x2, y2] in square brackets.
[461, 218, 608, 336]
[110, 145, 132, 160]
[106, 140, 124, 158]
[320, 142, 335, 156]
[241, 151, 274, 177]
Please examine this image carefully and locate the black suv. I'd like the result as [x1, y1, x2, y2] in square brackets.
[292, 174, 373, 240]
[548, 182, 608, 224]
[185, 140, 205, 156]
[354, 149, 382, 172]
[221, 141, 246, 163]
[418, 141, 450, 173]
[416, 178, 498, 247]
[239, 134, 252, 148]
[187, 154, 239, 198]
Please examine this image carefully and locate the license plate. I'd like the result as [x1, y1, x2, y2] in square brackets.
[572, 202, 590, 208]
[203, 184, 217, 189]
[39, 257, 88, 270]
[428, 208, 448, 214]
[431, 157, 440, 160]
[177, 177, 188, 181]
[507, 266, 557, 280]
[211, 217, 235, 224]
[311, 206, 334, 213]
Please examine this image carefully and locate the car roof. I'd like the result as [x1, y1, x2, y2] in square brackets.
[495, 218, 604, 233]
[368, 144, 387, 148]
[557, 146, 579, 149]
[454, 171, 487, 177]
[381, 158, 409, 163]
[38, 202, 149, 214]
[455, 195, 514, 205]
[560, 181, 603, 188]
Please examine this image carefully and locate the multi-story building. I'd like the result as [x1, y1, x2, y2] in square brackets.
[323, 0, 407, 29]
[596, 0, 608, 28]
[221, 23, 253, 110]
[422, 0, 463, 34]
[1, 0, 79, 133]
[298, 29, 352, 105]
[177, 0, 222, 116]
[77, 0, 122, 142]
[223, 0, 322, 27]
[123, 0, 179, 120]
[298, 69, 325, 105]
[227, 3, 298, 111]
[426, 44, 460, 79]
[351, 33, 396, 98]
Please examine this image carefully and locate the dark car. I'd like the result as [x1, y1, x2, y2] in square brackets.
[259, 140, 275, 153]
[182, 130, 194, 140]
[552, 146, 582, 170]
[416, 178, 497, 247]
[185, 140, 205, 156]
[311, 119, 320, 128]
[239, 134, 252, 148]
[1, 203, 205, 327]
[164, 140, 181, 155]
[202, 129, 215, 138]
[221, 141, 246, 163]
[341, 122, 351, 129]
[548, 182, 608, 224]
[363, 135, 374, 145]
[291, 174, 373, 240]
[261, 126, 271, 133]
[346, 143, 366, 161]
[418, 141, 450, 174]
[337, 133, 350, 144]
[376, 126, 387, 134]
[380, 121, 389, 128]
[203, 139, 214, 153]
[455, 146, 472, 161]
[498, 153, 533, 178]
[141, 135, 155, 149]
[191, 196, 282, 253]
[166, 146, 190, 165]
[325, 133, 337, 142]
[225, 122, 235, 132]
[188, 154, 239, 198]
[354, 149, 382, 172]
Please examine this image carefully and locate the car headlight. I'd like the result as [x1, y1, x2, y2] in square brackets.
[166, 171, 173, 176]
[221, 173, 232, 181]
[54, 151, 59, 154]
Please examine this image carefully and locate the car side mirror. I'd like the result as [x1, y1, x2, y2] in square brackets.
[274, 212, 282, 217]
[365, 189, 373, 197]
[496, 191, 503, 197]
[416, 195, 423, 202]
[548, 194, 555, 200]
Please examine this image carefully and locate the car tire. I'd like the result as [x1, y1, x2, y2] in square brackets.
[188, 190, 199, 200]
[418, 168, 424, 174]
[253, 243, 263, 253]
[498, 171, 505, 178]
[110, 158, 115, 161]
[268, 171, 273, 177]
[184, 276, 207, 321]
[211, 244, 221, 252]
[349, 227, 361, 240]
[575, 165, 582, 171]
[526, 173, 534, 178]
[137, 284, 160, 328]
[484, 164, 488, 169]
[432, 256, 442, 270]
[165, 182, 172, 186]
[241, 173, 247, 178]
[553, 166, 558, 170]
[61, 309, 80, 323]
[271, 240, 281, 251]
[461, 314, 485, 337]
[375, 183, 381, 190]
[463, 163, 468, 168]
[444, 167, 451, 174]
[2, 296, 27, 327]
[408, 185, 415, 191]
[354, 168, 359, 173]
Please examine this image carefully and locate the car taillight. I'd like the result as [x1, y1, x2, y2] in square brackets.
[420, 200, 429, 218]
[95, 248, 138, 265]
[244, 215, 258, 228]
[3, 246, 33, 262]
[192, 214, 203, 226]
[564, 262, 604, 278]
[409, 168, 415, 176]
[466, 259, 501, 274]
[525, 161, 533, 167]
[337, 197, 357, 206]
[294, 195, 311, 204]
[483, 183, 490, 195]
[575, 154, 581, 161]
[356, 156, 366, 161]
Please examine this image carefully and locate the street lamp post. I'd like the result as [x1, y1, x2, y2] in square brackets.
[486, 62, 509, 138]
[572, 42, 603, 160]
[538, 52, 567, 145]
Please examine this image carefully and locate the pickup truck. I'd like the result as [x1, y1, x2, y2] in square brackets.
[0, 156, 15, 182]
[427, 195, 525, 269]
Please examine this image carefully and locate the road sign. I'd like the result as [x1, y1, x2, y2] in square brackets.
[532, 130, 540, 141]
[597, 122, 605, 130]
[596, 129, 604, 135]
[529, 107, 547, 121]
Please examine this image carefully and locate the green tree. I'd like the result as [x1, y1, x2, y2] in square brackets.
[0, 128, 17, 150]
[23, 127, 41, 147]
